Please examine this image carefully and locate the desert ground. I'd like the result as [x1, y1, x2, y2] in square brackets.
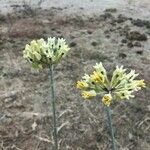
[0, 0, 150, 150]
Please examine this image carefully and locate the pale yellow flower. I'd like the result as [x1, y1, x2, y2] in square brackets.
[90, 71, 105, 83]
[137, 79, 146, 88]
[114, 90, 134, 100]
[76, 62, 146, 106]
[111, 66, 126, 88]
[82, 90, 97, 99]
[102, 94, 112, 107]
[93, 62, 107, 76]
[23, 37, 70, 69]
[76, 80, 89, 89]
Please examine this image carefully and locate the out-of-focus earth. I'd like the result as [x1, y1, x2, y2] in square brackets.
[0, 0, 150, 149]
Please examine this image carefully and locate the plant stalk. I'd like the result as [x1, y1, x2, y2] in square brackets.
[49, 64, 58, 150]
[105, 107, 116, 150]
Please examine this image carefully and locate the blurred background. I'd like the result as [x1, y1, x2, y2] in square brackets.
[0, 0, 150, 149]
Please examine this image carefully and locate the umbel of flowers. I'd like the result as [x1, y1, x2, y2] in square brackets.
[23, 37, 70, 68]
[77, 62, 146, 107]
[23, 37, 70, 150]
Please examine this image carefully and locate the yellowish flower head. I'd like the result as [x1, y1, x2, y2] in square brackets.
[23, 37, 70, 69]
[137, 80, 146, 88]
[90, 71, 105, 83]
[93, 62, 107, 76]
[77, 62, 146, 107]
[102, 94, 112, 107]
[77, 80, 89, 89]
[82, 90, 97, 99]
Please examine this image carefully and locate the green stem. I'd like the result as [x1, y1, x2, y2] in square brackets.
[49, 64, 58, 150]
[105, 107, 116, 150]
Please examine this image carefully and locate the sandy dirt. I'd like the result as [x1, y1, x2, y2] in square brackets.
[0, 1, 150, 150]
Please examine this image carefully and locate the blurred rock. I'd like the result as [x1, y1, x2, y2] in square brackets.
[127, 42, 134, 48]
[134, 41, 142, 47]
[126, 31, 147, 41]
[91, 41, 97, 46]
[116, 14, 128, 23]
[87, 30, 93, 34]
[121, 39, 127, 44]
[136, 50, 143, 55]
[131, 19, 150, 28]
[100, 12, 114, 21]
[119, 53, 127, 59]
[69, 41, 77, 47]
[104, 8, 117, 13]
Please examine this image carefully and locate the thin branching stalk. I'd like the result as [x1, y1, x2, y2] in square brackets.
[49, 64, 58, 150]
[105, 107, 116, 150]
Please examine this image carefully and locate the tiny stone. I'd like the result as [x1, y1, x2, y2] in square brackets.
[134, 41, 142, 47]
[105, 34, 110, 38]
[51, 28, 56, 31]
[136, 50, 143, 55]
[69, 42, 77, 47]
[126, 31, 147, 41]
[119, 53, 127, 59]
[91, 41, 97, 46]
[127, 42, 134, 48]
[104, 8, 117, 13]
[116, 14, 128, 23]
[121, 39, 127, 43]
[87, 30, 93, 34]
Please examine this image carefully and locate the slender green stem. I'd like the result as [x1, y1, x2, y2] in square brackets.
[105, 107, 116, 150]
[49, 64, 58, 150]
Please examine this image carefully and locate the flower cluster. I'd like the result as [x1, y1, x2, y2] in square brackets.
[76, 62, 146, 107]
[23, 37, 70, 69]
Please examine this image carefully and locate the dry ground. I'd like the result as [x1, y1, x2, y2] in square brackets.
[0, 7, 150, 150]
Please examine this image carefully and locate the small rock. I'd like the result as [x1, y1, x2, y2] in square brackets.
[69, 42, 76, 47]
[100, 12, 113, 21]
[134, 41, 142, 47]
[110, 20, 116, 26]
[128, 17, 133, 21]
[121, 39, 127, 44]
[131, 19, 150, 28]
[119, 53, 127, 59]
[105, 34, 110, 38]
[116, 14, 128, 23]
[136, 50, 143, 55]
[104, 8, 117, 13]
[104, 30, 109, 34]
[51, 28, 56, 31]
[119, 25, 130, 36]
[127, 42, 134, 48]
[132, 19, 145, 27]
[91, 41, 97, 46]
[126, 31, 147, 41]
[87, 30, 93, 34]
